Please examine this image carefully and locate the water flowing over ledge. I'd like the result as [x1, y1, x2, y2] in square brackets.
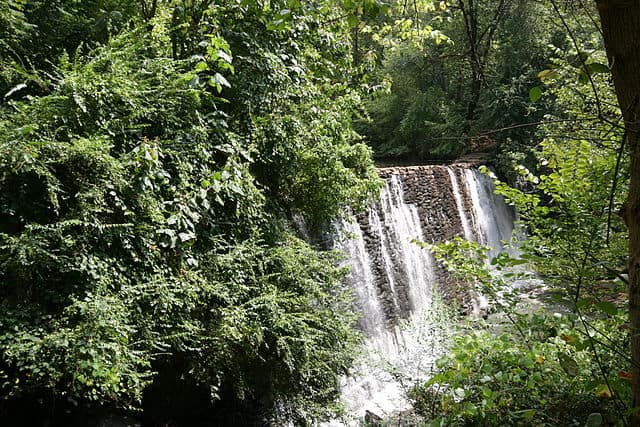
[330, 164, 517, 424]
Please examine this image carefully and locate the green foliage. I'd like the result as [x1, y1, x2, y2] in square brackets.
[362, 44, 465, 160]
[358, 42, 466, 161]
[422, 236, 528, 317]
[490, 74, 627, 309]
[419, 12, 634, 425]
[418, 117, 631, 423]
[0, 0, 32, 95]
[0, 1, 380, 423]
[493, 5, 611, 183]
[191, 238, 360, 424]
[0, 0, 139, 98]
[413, 232, 631, 426]
[358, 0, 552, 163]
[483, 8, 626, 309]
[414, 313, 630, 426]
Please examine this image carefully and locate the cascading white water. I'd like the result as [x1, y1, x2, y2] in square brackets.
[337, 217, 387, 338]
[377, 176, 435, 314]
[463, 168, 515, 257]
[447, 168, 474, 241]
[330, 165, 517, 425]
[331, 177, 445, 425]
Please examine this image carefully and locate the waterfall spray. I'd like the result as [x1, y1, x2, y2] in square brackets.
[331, 165, 516, 424]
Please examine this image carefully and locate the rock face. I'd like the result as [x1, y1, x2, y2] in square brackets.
[330, 164, 516, 424]
[378, 165, 477, 244]
[335, 164, 516, 331]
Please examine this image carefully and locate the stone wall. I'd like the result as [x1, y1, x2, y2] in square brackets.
[379, 165, 478, 243]
[353, 164, 488, 319]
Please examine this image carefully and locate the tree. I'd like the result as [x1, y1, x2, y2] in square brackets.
[454, 0, 508, 121]
[357, 0, 551, 163]
[596, 1, 640, 422]
[0, 1, 380, 424]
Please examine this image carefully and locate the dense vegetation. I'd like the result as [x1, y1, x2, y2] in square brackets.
[403, 2, 636, 426]
[0, 1, 380, 425]
[356, 0, 554, 163]
[2, 0, 640, 426]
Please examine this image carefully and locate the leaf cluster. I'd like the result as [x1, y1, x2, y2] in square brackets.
[415, 313, 630, 426]
[0, 1, 380, 424]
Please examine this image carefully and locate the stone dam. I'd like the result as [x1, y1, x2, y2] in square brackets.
[329, 164, 517, 425]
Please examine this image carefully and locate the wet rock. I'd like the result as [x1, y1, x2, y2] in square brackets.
[364, 410, 384, 426]
[336, 164, 516, 327]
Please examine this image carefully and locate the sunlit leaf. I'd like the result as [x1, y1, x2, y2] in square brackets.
[529, 86, 543, 102]
[595, 384, 612, 399]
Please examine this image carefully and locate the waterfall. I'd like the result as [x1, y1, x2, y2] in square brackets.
[447, 167, 474, 241]
[463, 168, 516, 257]
[331, 165, 516, 424]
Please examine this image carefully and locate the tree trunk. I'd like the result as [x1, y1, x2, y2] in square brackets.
[458, 0, 482, 121]
[596, 0, 640, 421]
[458, 0, 507, 122]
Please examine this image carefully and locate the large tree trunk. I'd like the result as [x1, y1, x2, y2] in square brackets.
[596, 1, 640, 421]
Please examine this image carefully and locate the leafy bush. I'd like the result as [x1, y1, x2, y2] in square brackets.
[0, 3, 379, 424]
[419, 209, 630, 426]
[413, 313, 630, 426]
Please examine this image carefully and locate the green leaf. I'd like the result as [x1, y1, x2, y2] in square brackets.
[514, 409, 536, 419]
[347, 15, 359, 28]
[585, 62, 609, 74]
[578, 70, 590, 85]
[209, 73, 231, 92]
[217, 49, 233, 64]
[586, 413, 603, 427]
[595, 301, 618, 316]
[529, 86, 542, 103]
[195, 61, 209, 73]
[576, 297, 594, 309]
